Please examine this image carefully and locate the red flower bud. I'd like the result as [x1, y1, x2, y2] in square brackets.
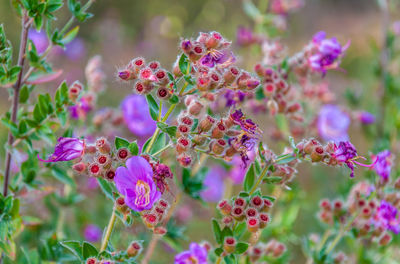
[72, 162, 86, 173]
[231, 206, 245, 221]
[234, 197, 246, 208]
[117, 148, 130, 161]
[96, 137, 111, 153]
[88, 162, 101, 177]
[259, 213, 270, 229]
[250, 196, 263, 210]
[211, 121, 226, 139]
[223, 237, 236, 253]
[247, 217, 259, 232]
[198, 115, 215, 132]
[217, 200, 232, 215]
[127, 241, 142, 257]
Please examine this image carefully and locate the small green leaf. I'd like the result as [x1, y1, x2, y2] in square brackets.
[19, 85, 30, 103]
[243, 164, 255, 192]
[263, 176, 282, 184]
[214, 247, 223, 256]
[82, 241, 98, 259]
[61, 25, 79, 44]
[146, 94, 159, 121]
[178, 53, 189, 75]
[128, 141, 139, 155]
[114, 136, 129, 149]
[212, 219, 222, 244]
[233, 222, 247, 239]
[51, 166, 76, 188]
[235, 242, 249, 254]
[60, 241, 83, 260]
[97, 178, 115, 201]
[275, 154, 297, 164]
[169, 94, 179, 104]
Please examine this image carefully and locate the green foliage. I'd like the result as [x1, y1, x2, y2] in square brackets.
[181, 167, 207, 200]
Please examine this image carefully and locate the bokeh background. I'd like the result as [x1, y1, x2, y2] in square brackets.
[0, 0, 398, 263]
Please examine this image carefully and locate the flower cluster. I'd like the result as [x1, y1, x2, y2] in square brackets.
[247, 239, 287, 262]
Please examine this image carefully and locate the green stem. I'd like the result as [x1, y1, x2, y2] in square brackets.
[100, 208, 117, 252]
[249, 165, 269, 195]
[152, 143, 172, 156]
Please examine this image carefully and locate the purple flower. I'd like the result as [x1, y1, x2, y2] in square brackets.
[38, 137, 85, 162]
[175, 242, 208, 264]
[10, 150, 28, 173]
[121, 94, 156, 137]
[358, 111, 375, 125]
[236, 26, 255, 46]
[65, 38, 86, 61]
[114, 156, 161, 211]
[200, 166, 226, 202]
[153, 163, 173, 194]
[374, 201, 400, 234]
[28, 30, 49, 54]
[334, 141, 357, 177]
[69, 96, 93, 120]
[309, 31, 349, 74]
[229, 150, 255, 184]
[199, 49, 235, 68]
[84, 224, 102, 242]
[224, 89, 246, 107]
[318, 105, 350, 142]
[372, 150, 392, 182]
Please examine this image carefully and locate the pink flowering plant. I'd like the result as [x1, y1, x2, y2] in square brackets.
[1, 0, 400, 263]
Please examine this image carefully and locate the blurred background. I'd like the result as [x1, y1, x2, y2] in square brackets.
[0, 0, 397, 263]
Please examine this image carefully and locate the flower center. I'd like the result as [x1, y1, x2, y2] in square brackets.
[135, 180, 151, 208]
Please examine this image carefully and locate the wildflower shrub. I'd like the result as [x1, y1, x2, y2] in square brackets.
[1, 0, 400, 263]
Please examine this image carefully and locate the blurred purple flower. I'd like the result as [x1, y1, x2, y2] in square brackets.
[393, 21, 400, 36]
[358, 111, 375, 125]
[10, 150, 28, 173]
[229, 150, 255, 184]
[65, 38, 86, 61]
[309, 31, 349, 74]
[114, 156, 161, 211]
[84, 224, 102, 242]
[87, 177, 98, 190]
[28, 29, 49, 54]
[318, 105, 350, 142]
[236, 26, 255, 46]
[224, 89, 246, 107]
[175, 242, 208, 264]
[270, 0, 304, 15]
[372, 150, 392, 182]
[121, 94, 156, 137]
[374, 200, 400, 234]
[38, 137, 85, 162]
[200, 166, 226, 202]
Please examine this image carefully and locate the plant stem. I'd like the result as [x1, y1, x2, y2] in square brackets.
[152, 143, 172, 156]
[3, 12, 30, 196]
[249, 165, 269, 195]
[100, 208, 117, 252]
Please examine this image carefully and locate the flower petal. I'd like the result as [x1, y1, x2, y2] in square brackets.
[126, 156, 153, 180]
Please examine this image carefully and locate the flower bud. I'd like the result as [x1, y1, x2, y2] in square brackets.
[130, 57, 146, 72]
[310, 146, 324, 162]
[211, 139, 226, 155]
[211, 121, 226, 139]
[184, 95, 197, 107]
[69, 81, 83, 101]
[287, 102, 301, 113]
[157, 199, 170, 209]
[148, 61, 160, 71]
[157, 87, 171, 100]
[88, 162, 102, 177]
[234, 197, 247, 208]
[222, 216, 233, 226]
[272, 243, 286, 258]
[217, 200, 232, 215]
[319, 199, 332, 211]
[267, 99, 278, 116]
[155, 69, 168, 85]
[127, 241, 142, 257]
[117, 148, 130, 161]
[225, 146, 237, 157]
[177, 124, 190, 135]
[245, 208, 258, 218]
[96, 137, 111, 154]
[262, 199, 273, 212]
[116, 197, 129, 214]
[181, 39, 192, 53]
[209, 72, 221, 90]
[193, 135, 206, 146]
[176, 137, 190, 154]
[206, 31, 222, 48]
[154, 206, 166, 220]
[177, 153, 192, 167]
[231, 206, 245, 221]
[223, 66, 240, 84]
[197, 76, 210, 91]
[118, 69, 135, 81]
[85, 145, 97, 154]
[179, 115, 194, 127]
[223, 237, 236, 253]
[143, 213, 158, 228]
[250, 196, 263, 210]
[379, 232, 392, 246]
[72, 162, 86, 173]
[198, 115, 215, 132]
[97, 154, 110, 166]
[188, 101, 204, 116]
[105, 169, 116, 181]
[246, 78, 260, 90]
[86, 258, 97, 264]
[304, 139, 318, 155]
[134, 81, 146, 94]
[190, 44, 205, 61]
[259, 213, 270, 228]
[153, 226, 167, 235]
[247, 217, 259, 232]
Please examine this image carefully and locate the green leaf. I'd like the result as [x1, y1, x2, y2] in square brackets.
[263, 176, 282, 184]
[262, 195, 276, 202]
[178, 53, 189, 75]
[233, 222, 246, 239]
[146, 94, 159, 121]
[82, 241, 98, 259]
[212, 219, 222, 244]
[214, 247, 223, 256]
[169, 94, 179, 104]
[19, 85, 30, 103]
[33, 104, 44, 122]
[114, 136, 129, 149]
[157, 122, 177, 139]
[243, 164, 255, 192]
[51, 166, 76, 188]
[275, 154, 297, 164]
[128, 141, 139, 155]
[61, 26, 79, 44]
[235, 242, 249, 254]
[221, 226, 233, 241]
[238, 191, 249, 198]
[60, 241, 83, 260]
[97, 178, 115, 201]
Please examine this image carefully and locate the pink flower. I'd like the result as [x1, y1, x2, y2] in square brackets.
[175, 242, 208, 264]
[114, 156, 161, 211]
[38, 137, 85, 162]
